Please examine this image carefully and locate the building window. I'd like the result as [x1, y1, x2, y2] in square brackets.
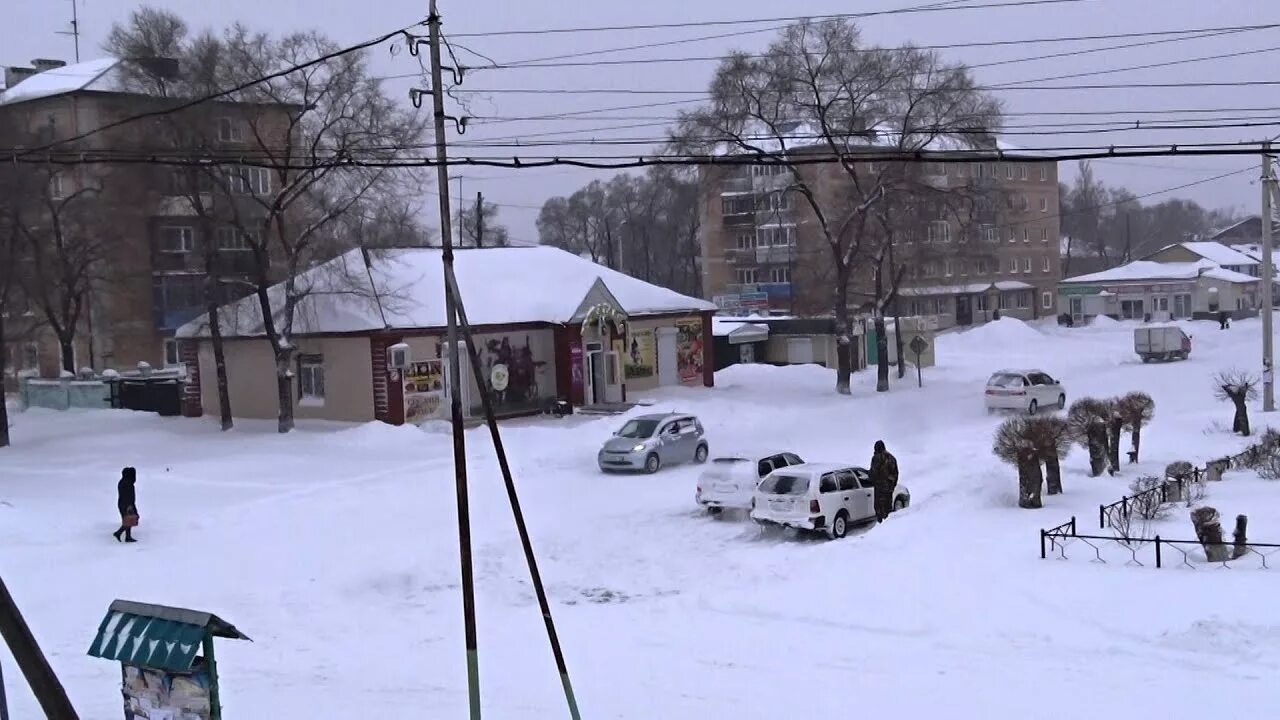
[217, 117, 243, 142]
[865, 162, 878, 174]
[751, 165, 787, 177]
[1039, 197, 1049, 212]
[159, 226, 195, 253]
[977, 258, 989, 274]
[736, 268, 759, 284]
[1022, 228, 1030, 243]
[1010, 258, 1019, 274]
[736, 233, 755, 250]
[49, 173, 65, 199]
[722, 197, 753, 215]
[1018, 164, 1027, 180]
[983, 225, 998, 243]
[770, 266, 791, 283]
[976, 294, 989, 312]
[163, 339, 181, 367]
[944, 260, 954, 277]
[298, 354, 325, 405]
[927, 162, 947, 176]
[1042, 256, 1051, 273]
[1017, 291, 1030, 309]
[1006, 164, 1015, 180]
[216, 227, 257, 251]
[758, 226, 795, 246]
[1008, 228, 1016, 243]
[1042, 291, 1053, 309]
[928, 220, 951, 244]
[959, 260, 968, 276]
[989, 163, 998, 178]
[1040, 227, 1049, 242]
[1023, 257, 1032, 273]
[998, 293, 1009, 310]
[924, 262, 938, 277]
[761, 192, 792, 212]
[955, 164, 967, 178]
[1017, 195, 1029, 212]
[1040, 165, 1049, 182]
[234, 166, 271, 195]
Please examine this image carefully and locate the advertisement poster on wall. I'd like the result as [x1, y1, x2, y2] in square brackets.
[121, 662, 213, 718]
[570, 342, 584, 398]
[625, 329, 655, 379]
[675, 319, 704, 385]
[479, 333, 550, 415]
[404, 359, 444, 424]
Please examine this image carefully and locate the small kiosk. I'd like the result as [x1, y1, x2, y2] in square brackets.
[87, 600, 250, 719]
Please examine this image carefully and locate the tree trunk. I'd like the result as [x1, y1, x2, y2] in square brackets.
[834, 274, 852, 396]
[1044, 454, 1063, 495]
[1108, 417, 1123, 474]
[894, 314, 905, 380]
[875, 315, 889, 393]
[1233, 398, 1250, 436]
[1131, 423, 1142, 462]
[275, 347, 295, 434]
[1191, 507, 1229, 562]
[1232, 514, 1249, 560]
[208, 305, 233, 432]
[58, 337, 74, 374]
[1017, 450, 1044, 509]
[1087, 422, 1108, 477]
[0, 312, 9, 449]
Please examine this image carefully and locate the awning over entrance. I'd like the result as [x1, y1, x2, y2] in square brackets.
[712, 318, 770, 344]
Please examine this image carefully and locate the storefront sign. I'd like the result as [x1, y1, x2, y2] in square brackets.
[490, 363, 510, 392]
[1059, 285, 1103, 296]
[625, 329, 656, 379]
[675, 319, 705, 385]
[570, 342, 584, 397]
[404, 359, 445, 424]
[713, 292, 770, 312]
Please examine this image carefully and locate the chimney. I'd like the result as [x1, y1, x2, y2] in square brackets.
[31, 59, 67, 72]
[4, 66, 37, 89]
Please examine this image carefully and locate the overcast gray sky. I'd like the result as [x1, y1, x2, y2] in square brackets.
[6, 0, 1277, 241]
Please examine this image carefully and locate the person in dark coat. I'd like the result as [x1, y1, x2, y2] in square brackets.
[113, 467, 138, 543]
[869, 440, 899, 523]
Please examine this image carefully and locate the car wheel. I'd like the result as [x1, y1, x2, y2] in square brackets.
[1028, 399, 1039, 415]
[830, 511, 849, 539]
[1057, 394, 1066, 410]
[986, 407, 996, 415]
[644, 453, 661, 474]
[707, 506, 723, 516]
[893, 497, 908, 511]
[694, 444, 709, 464]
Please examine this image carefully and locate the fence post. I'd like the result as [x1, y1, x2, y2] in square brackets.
[1070, 516, 1077, 536]
[1040, 529, 1047, 559]
[1121, 496, 1129, 519]
[1098, 505, 1105, 529]
[1155, 535, 1162, 569]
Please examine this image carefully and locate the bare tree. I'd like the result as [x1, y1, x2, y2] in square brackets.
[1068, 397, 1112, 477]
[1214, 370, 1258, 436]
[1116, 391, 1155, 462]
[1025, 416, 1071, 496]
[994, 416, 1045, 509]
[459, 195, 509, 248]
[674, 19, 1001, 394]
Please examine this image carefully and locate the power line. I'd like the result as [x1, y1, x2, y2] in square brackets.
[16, 20, 424, 158]
[446, 78, 1280, 96]
[446, 0, 1091, 38]
[989, 43, 1280, 89]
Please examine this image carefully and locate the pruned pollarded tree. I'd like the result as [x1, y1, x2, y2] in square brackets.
[994, 416, 1045, 509]
[1025, 416, 1072, 496]
[1214, 370, 1258, 436]
[1068, 397, 1112, 477]
[673, 18, 1002, 395]
[1116, 391, 1155, 463]
[1107, 402, 1125, 474]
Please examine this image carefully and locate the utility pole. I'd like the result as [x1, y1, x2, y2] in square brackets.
[0, 575, 78, 719]
[425, 3, 482, 718]
[1263, 143, 1275, 412]
[475, 192, 484, 248]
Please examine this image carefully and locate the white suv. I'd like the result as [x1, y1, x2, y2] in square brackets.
[984, 369, 1065, 415]
[750, 463, 909, 539]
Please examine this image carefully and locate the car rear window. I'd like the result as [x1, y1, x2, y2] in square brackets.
[713, 458, 749, 464]
[758, 474, 809, 495]
[988, 373, 1025, 388]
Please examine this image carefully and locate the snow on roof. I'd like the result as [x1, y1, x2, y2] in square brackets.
[712, 318, 769, 338]
[897, 281, 1033, 297]
[176, 246, 715, 338]
[0, 57, 121, 106]
[1062, 259, 1259, 285]
[710, 119, 1035, 160]
[1153, 241, 1258, 267]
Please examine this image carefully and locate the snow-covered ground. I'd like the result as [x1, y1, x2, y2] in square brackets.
[3, 316, 1280, 718]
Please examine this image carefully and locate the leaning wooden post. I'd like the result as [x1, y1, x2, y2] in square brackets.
[203, 635, 222, 720]
[0, 575, 78, 719]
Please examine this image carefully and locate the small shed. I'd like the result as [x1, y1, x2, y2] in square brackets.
[88, 600, 250, 720]
[711, 318, 770, 369]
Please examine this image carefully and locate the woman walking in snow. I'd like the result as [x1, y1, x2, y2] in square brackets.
[113, 467, 139, 543]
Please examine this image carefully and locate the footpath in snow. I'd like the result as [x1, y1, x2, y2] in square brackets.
[2, 316, 1279, 718]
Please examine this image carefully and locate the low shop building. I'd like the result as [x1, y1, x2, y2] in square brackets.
[175, 247, 716, 424]
[894, 280, 1044, 330]
[1057, 259, 1259, 324]
[710, 316, 868, 370]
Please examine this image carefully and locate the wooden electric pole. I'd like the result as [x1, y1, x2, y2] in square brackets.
[425, 3, 482, 717]
[0, 575, 78, 719]
[1263, 143, 1275, 412]
[475, 191, 484, 248]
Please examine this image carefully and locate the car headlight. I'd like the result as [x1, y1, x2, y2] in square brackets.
[632, 443, 646, 452]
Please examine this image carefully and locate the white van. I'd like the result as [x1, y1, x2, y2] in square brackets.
[750, 463, 909, 539]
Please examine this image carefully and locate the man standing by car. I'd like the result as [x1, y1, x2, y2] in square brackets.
[870, 440, 899, 523]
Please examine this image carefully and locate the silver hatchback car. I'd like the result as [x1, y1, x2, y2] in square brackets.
[598, 413, 709, 474]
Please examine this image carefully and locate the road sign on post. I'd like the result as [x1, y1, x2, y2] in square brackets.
[909, 335, 929, 388]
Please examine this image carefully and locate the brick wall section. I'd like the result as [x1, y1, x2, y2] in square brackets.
[180, 339, 202, 417]
[370, 335, 406, 425]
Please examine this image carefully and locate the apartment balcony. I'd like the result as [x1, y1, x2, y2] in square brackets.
[211, 250, 257, 276]
[725, 247, 756, 264]
[722, 211, 756, 228]
[720, 177, 753, 194]
[726, 282, 792, 299]
[755, 245, 797, 264]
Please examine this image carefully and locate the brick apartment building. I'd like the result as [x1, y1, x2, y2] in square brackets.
[1, 57, 287, 387]
[701, 149, 1061, 329]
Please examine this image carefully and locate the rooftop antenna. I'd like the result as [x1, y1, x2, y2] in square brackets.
[56, 0, 81, 63]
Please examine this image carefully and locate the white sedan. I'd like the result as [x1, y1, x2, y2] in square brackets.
[696, 451, 804, 513]
[984, 369, 1066, 415]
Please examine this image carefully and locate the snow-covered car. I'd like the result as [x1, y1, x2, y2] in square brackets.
[750, 463, 910, 539]
[598, 413, 709, 474]
[696, 451, 804, 513]
[984, 369, 1065, 415]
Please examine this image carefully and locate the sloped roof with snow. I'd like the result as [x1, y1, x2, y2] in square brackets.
[1151, 241, 1258, 267]
[1062, 259, 1259, 286]
[0, 57, 121, 106]
[175, 246, 715, 339]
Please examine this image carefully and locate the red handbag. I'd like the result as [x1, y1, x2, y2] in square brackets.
[123, 513, 140, 528]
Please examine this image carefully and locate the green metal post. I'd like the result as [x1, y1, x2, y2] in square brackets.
[202, 635, 222, 720]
